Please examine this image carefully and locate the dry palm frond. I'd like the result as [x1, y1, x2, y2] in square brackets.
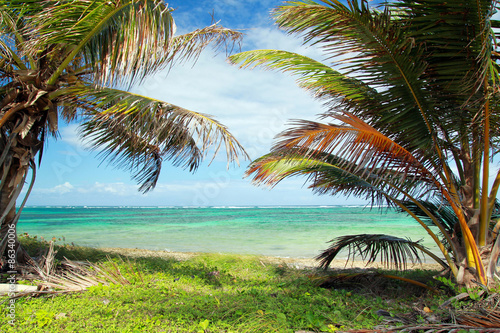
[456, 309, 500, 328]
[11, 242, 145, 298]
[373, 323, 500, 332]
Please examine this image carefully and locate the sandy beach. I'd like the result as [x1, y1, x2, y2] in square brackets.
[98, 246, 444, 271]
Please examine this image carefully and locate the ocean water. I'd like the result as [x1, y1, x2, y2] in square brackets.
[17, 206, 440, 260]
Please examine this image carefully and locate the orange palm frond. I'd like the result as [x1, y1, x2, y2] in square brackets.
[274, 113, 436, 186]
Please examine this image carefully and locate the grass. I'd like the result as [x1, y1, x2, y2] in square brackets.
[0, 236, 449, 332]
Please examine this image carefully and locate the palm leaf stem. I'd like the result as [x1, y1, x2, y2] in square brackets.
[0, 157, 11, 194]
[11, 160, 35, 227]
[0, 101, 26, 128]
[451, 147, 466, 186]
[0, 132, 14, 167]
[480, 98, 491, 246]
[386, 186, 458, 267]
[487, 168, 500, 221]
[390, 198, 455, 272]
[441, 164, 463, 207]
[1, 42, 27, 70]
[465, 8, 492, 260]
[478, 0, 492, 237]
[381, 274, 440, 293]
[46, 1, 129, 86]
[473, 134, 481, 209]
[447, 196, 487, 284]
[0, 166, 27, 225]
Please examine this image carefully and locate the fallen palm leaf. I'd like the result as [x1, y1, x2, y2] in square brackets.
[10, 242, 146, 297]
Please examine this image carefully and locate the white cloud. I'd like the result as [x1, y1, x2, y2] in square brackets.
[36, 182, 74, 194]
[76, 182, 139, 196]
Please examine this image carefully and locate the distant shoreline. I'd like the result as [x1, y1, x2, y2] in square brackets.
[97, 246, 444, 271]
[23, 205, 374, 208]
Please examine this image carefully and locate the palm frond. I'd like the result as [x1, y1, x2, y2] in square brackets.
[272, 1, 439, 155]
[229, 49, 377, 109]
[316, 234, 427, 270]
[272, 113, 438, 192]
[166, 24, 242, 65]
[0, 6, 28, 70]
[19, 0, 241, 87]
[398, 200, 458, 237]
[245, 149, 429, 206]
[63, 86, 247, 192]
[25, 0, 175, 86]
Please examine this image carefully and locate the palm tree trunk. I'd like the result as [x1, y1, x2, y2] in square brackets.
[0, 161, 30, 267]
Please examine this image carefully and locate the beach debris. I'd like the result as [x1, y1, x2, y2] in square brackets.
[0, 283, 38, 295]
[5, 241, 145, 298]
[207, 270, 220, 277]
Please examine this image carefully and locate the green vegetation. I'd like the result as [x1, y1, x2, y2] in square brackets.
[0, 238, 449, 332]
[230, 0, 500, 287]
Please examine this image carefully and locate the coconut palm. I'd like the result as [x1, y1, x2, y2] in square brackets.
[0, 0, 247, 264]
[230, 0, 500, 287]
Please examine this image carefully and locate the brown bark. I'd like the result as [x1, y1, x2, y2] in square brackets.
[0, 149, 31, 268]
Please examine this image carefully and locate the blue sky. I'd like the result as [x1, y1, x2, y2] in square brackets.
[25, 0, 371, 207]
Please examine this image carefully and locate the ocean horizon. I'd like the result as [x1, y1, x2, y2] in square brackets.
[17, 205, 442, 262]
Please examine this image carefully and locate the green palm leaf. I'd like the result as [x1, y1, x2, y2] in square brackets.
[63, 86, 247, 192]
[245, 149, 427, 206]
[316, 234, 444, 270]
[19, 0, 242, 87]
[20, 0, 175, 86]
[229, 50, 377, 108]
[272, 1, 438, 154]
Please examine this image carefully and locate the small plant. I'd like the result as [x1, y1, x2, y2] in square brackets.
[435, 276, 457, 291]
[35, 310, 54, 328]
[197, 319, 210, 332]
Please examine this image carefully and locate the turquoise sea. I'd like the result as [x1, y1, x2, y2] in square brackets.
[17, 206, 440, 261]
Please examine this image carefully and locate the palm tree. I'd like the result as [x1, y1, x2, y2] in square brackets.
[230, 0, 500, 287]
[0, 0, 247, 264]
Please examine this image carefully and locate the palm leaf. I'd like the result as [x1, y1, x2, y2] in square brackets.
[316, 234, 429, 270]
[229, 49, 378, 109]
[166, 24, 242, 65]
[62, 86, 247, 192]
[272, 113, 438, 193]
[398, 201, 458, 236]
[272, 1, 439, 156]
[21, 0, 175, 86]
[19, 0, 241, 87]
[245, 149, 430, 206]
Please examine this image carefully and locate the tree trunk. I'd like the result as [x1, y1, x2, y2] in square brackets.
[0, 158, 31, 268]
